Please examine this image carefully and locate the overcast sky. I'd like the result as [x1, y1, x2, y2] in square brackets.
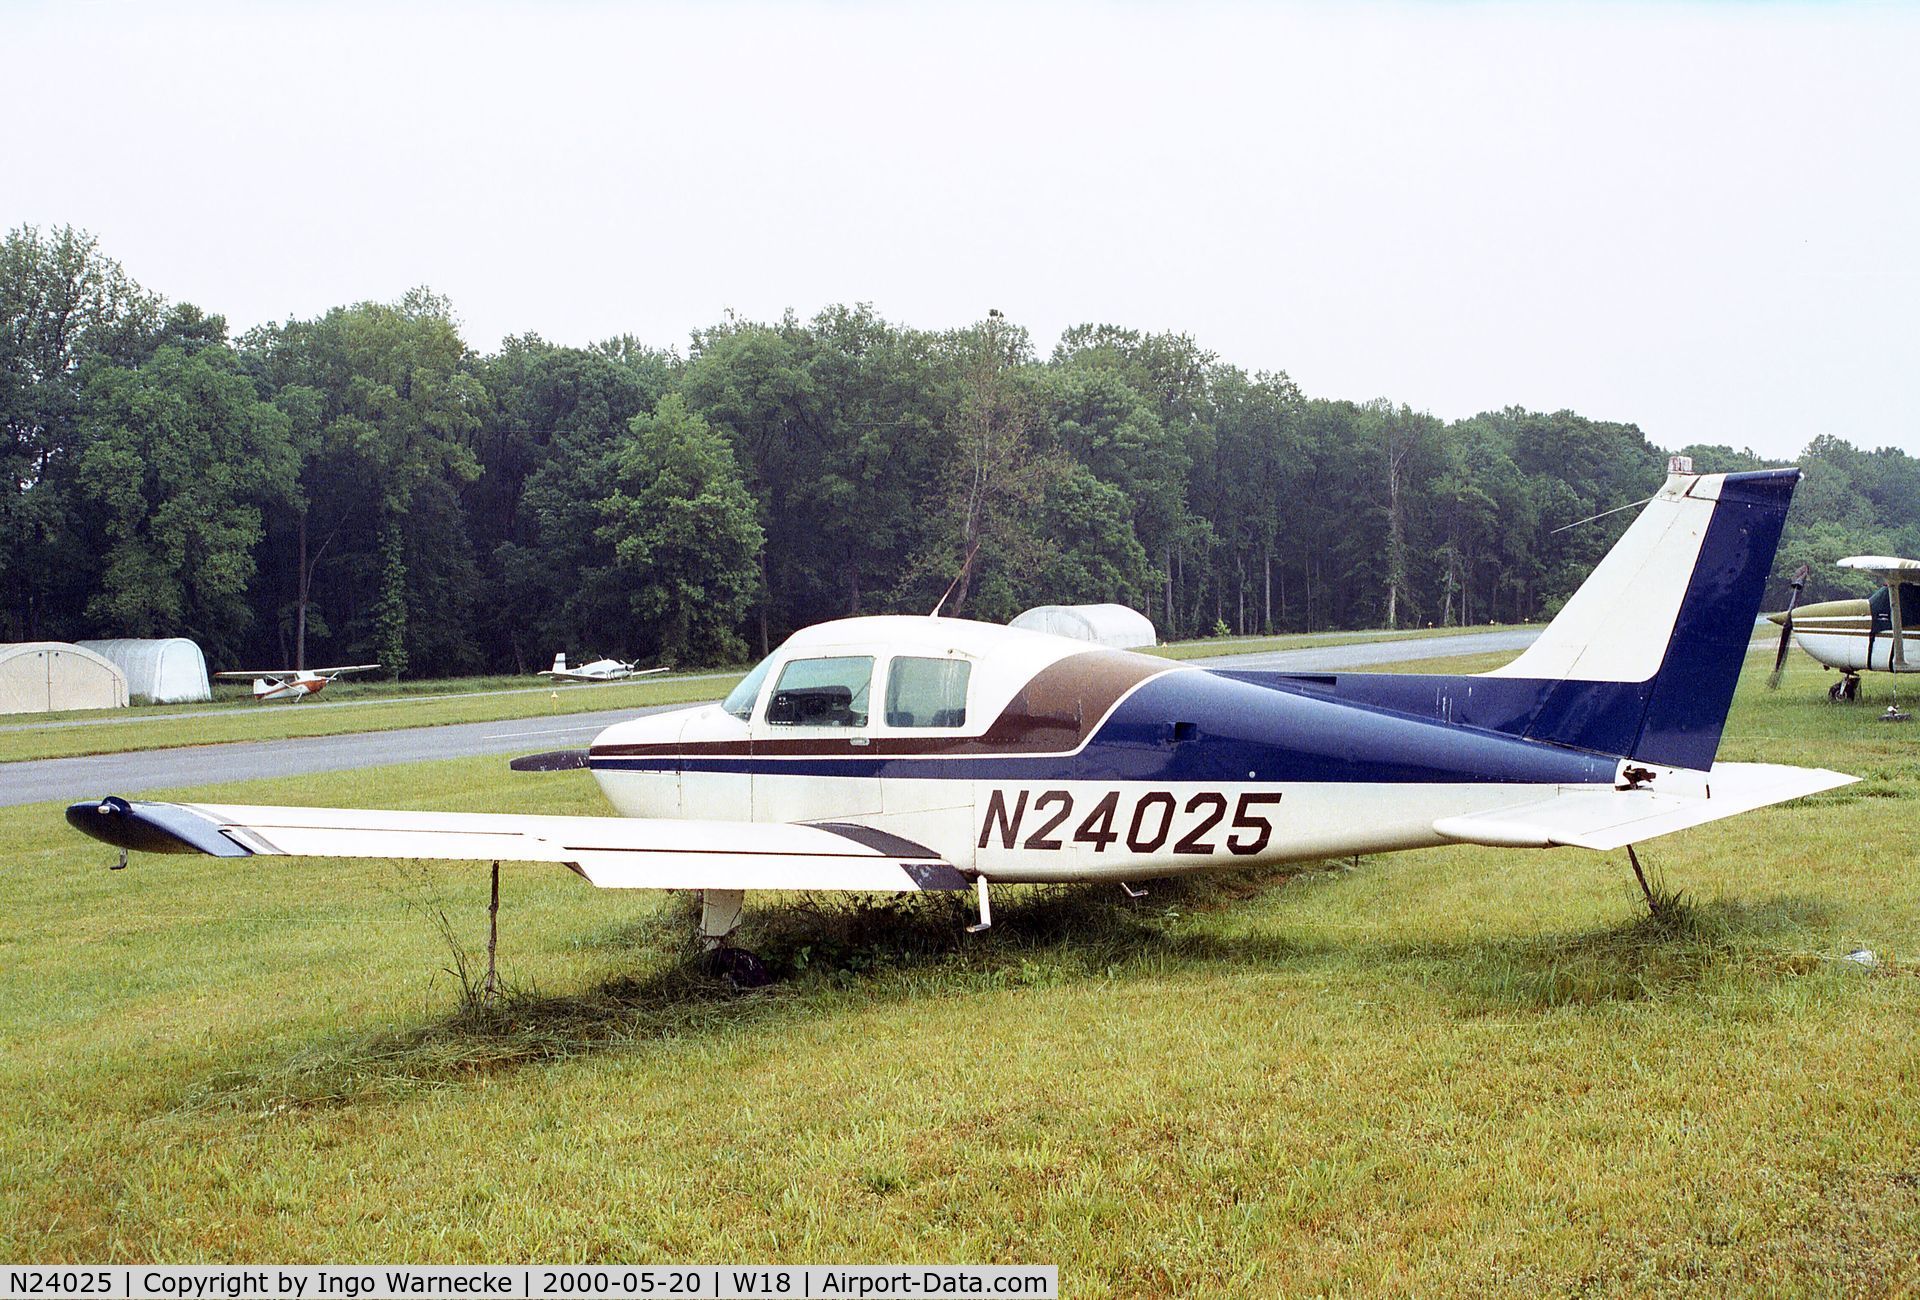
[7, 1, 1916, 458]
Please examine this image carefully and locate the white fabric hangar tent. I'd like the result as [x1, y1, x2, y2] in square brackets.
[77, 638, 211, 703]
[1009, 603, 1158, 650]
[0, 642, 130, 715]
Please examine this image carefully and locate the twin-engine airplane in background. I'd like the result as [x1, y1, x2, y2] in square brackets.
[213, 663, 381, 702]
[1768, 555, 1918, 707]
[73, 467, 1855, 973]
[543, 653, 669, 684]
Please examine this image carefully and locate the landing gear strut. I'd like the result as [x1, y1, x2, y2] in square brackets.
[699, 889, 770, 987]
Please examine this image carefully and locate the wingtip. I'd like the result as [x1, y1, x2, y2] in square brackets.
[65, 797, 251, 857]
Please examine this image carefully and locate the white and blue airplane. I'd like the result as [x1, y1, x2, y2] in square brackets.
[69, 467, 1853, 969]
[543, 652, 670, 684]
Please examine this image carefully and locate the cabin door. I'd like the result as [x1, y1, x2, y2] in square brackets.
[749, 653, 883, 822]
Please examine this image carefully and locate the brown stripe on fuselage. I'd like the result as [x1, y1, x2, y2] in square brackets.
[591, 650, 1174, 759]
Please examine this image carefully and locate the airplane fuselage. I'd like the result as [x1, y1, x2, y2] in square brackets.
[254, 676, 327, 702]
[585, 617, 1628, 883]
[1783, 598, 1918, 674]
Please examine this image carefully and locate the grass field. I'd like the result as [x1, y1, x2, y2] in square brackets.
[2, 654, 1917, 1293]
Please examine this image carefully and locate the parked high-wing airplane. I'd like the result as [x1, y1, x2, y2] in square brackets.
[72, 468, 1853, 975]
[212, 664, 381, 702]
[543, 653, 668, 684]
[1767, 556, 1919, 707]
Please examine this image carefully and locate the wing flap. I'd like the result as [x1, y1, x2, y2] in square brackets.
[1433, 762, 1856, 852]
[66, 799, 966, 893]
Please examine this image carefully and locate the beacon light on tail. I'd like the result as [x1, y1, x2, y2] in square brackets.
[70, 467, 1854, 967]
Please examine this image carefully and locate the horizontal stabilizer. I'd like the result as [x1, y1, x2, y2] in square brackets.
[66, 799, 966, 893]
[1431, 762, 1856, 852]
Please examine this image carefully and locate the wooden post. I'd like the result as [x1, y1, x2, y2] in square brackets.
[485, 860, 500, 1006]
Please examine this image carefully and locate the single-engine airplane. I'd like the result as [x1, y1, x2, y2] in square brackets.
[213, 664, 381, 702]
[543, 653, 668, 684]
[1767, 555, 1919, 706]
[72, 467, 1854, 977]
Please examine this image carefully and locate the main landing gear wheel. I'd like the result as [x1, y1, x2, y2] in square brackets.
[697, 887, 771, 988]
[708, 945, 772, 988]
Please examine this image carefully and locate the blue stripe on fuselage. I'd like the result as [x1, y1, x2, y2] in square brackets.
[591, 670, 1621, 785]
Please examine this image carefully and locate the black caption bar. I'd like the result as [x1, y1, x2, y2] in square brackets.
[0, 1267, 1057, 1300]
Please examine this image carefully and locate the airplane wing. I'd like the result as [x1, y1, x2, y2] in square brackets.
[1837, 555, 1920, 584]
[213, 670, 291, 680]
[1432, 762, 1856, 852]
[65, 798, 966, 893]
[312, 664, 382, 677]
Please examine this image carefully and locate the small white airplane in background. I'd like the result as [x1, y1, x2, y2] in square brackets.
[74, 467, 1855, 987]
[213, 664, 381, 702]
[543, 653, 668, 684]
[1768, 555, 1918, 711]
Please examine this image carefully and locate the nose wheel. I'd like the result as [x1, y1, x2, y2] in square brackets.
[1829, 673, 1861, 703]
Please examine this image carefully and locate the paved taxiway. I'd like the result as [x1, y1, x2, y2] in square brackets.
[5, 627, 1552, 808]
[1187, 627, 1540, 672]
[2, 704, 691, 808]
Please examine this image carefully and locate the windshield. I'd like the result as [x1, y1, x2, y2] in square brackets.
[721, 655, 774, 720]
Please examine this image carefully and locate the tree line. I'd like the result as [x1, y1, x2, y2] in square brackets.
[5, 225, 1915, 676]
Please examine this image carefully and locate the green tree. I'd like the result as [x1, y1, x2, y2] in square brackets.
[896, 313, 1064, 621]
[596, 395, 764, 664]
[684, 305, 947, 650]
[73, 343, 295, 659]
[476, 335, 675, 669]
[240, 289, 484, 673]
[0, 224, 160, 638]
[1027, 464, 1151, 607]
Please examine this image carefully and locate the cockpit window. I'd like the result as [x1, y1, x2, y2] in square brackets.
[767, 656, 873, 728]
[886, 656, 970, 728]
[1868, 584, 1920, 632]
[722, 655, 774, 721]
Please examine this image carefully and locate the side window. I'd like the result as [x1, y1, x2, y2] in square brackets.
[886, 656, 971, 728]
[767, 656, 873, 728]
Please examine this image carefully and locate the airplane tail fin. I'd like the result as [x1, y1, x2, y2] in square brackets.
[1485, 466, 1800, 770]
[551, 653, 567, 674]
